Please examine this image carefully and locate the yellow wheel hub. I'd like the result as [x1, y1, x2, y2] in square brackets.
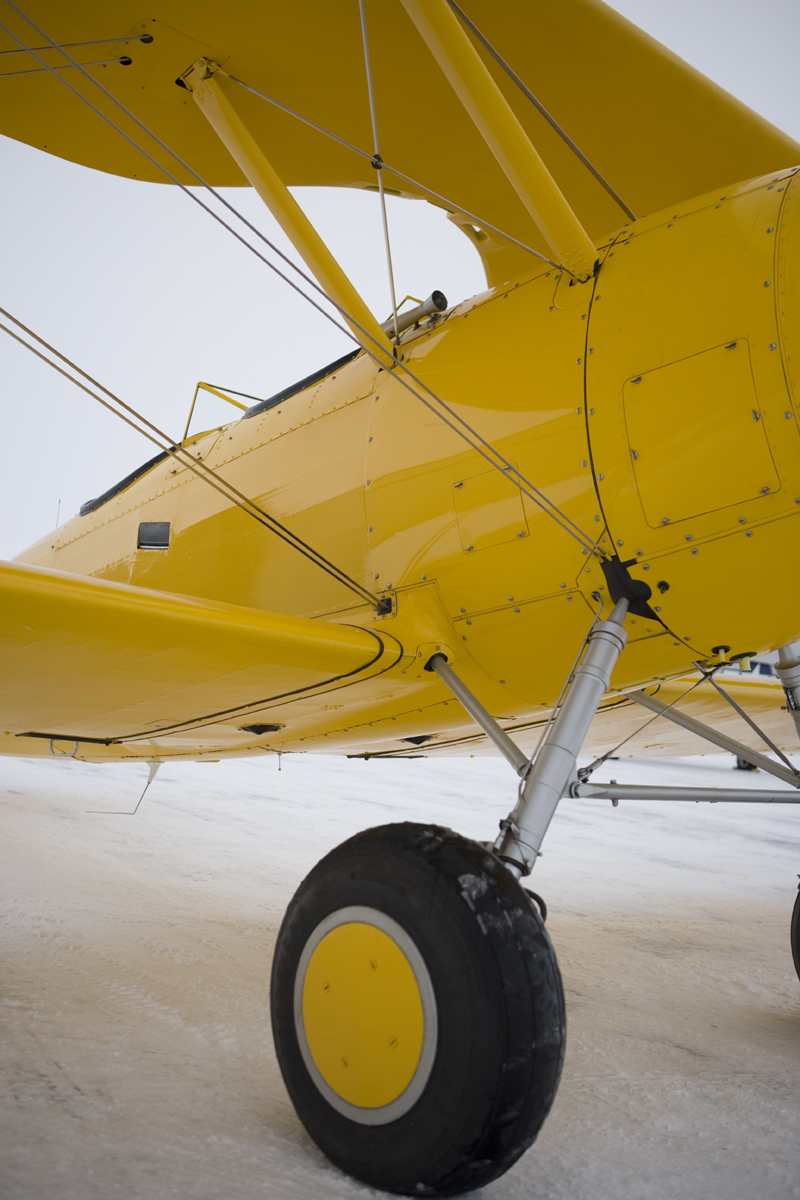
[301, 921, 425, 1109]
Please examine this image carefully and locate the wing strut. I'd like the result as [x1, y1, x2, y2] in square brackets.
[182, 58, 395, 367]
[399, 0, 597, 280]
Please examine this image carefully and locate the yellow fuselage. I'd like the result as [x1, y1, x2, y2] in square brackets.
[16, 168, 800, 761]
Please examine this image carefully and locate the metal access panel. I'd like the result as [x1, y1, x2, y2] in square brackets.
[138, 521, 170, 549]
[623, 339, 781, 527]
[453, 466, 529, 553]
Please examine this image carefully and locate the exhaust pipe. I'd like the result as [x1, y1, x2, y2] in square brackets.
[380, 291, 448, 337]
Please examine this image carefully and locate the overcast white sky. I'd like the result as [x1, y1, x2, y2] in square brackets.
[2, 0, 799, 559]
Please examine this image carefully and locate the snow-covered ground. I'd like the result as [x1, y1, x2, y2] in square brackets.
[2, 751, 799, 1200]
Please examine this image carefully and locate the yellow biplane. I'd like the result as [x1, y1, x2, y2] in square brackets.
[2, 0, 800, 1192]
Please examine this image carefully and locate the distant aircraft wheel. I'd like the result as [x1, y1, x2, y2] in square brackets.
[271, 822, 565, 1197]
[791, 884, 800, 983]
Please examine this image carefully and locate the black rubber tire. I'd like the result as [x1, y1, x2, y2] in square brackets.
[271, 822, 565, 1197]
[791, 886, 800, 983]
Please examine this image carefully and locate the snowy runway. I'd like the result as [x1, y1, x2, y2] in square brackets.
[2, 753, 799, 1199]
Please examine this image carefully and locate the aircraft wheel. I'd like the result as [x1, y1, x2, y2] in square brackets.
[271, 822, 565, 1197]
[791, 884, 800, 983]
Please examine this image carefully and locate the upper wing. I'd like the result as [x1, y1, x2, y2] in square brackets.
[0, 560, 391, 756]
[1, 1, 797, 282]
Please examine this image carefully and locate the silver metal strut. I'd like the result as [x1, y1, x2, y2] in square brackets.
[776, 642, 800, 743]
[430, 601, 800, 880]
[572, 781, 800, 804]
[627, 689, 800, 788]
[427, 654, 529, 775]
[493, 599, 629, 875]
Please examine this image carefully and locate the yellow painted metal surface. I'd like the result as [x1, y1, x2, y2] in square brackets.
[5, 167, 800, 764]
[0, 560, 394, 752]
[302, 923, 424, 1108]
[399, 0, 596, 278]
[0, 2, 797, 287]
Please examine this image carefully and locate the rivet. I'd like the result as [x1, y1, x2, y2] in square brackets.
[499, 679, 505, 683]
[422, 574, 427, 580]
[778, 186, 785, 191]
[581, 313, 587, 319]
[368, 525, 373, 532]
[581, 460, 588, 467]
[770, 343, 778, 350]
[655, 606, 661, 611]
[560, 582, 566, 588]
[668, 222, 673, 227]
[715, 204, 722, 209]
[594, 515, 601, 521]
[463, 635, 467, 640]
[795, 498, 800, 504]
[366, 479, 370, 485]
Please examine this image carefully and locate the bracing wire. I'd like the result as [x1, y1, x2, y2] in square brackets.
[444, 0, 637, 223]
[358, 0, 400, 344]
[0, 309, 385, 610]
[3, 2, 602, 558]
[223, 72, 564, 273]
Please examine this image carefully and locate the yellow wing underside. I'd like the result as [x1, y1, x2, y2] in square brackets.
[1, 1, 797, 282]
[2, 561, 795, 765]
